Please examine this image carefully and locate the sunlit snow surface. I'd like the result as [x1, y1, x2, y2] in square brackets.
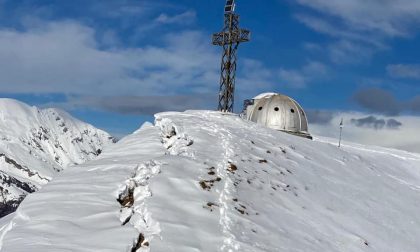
[1, 110, 420, 252]
[0, 98, 114, 217]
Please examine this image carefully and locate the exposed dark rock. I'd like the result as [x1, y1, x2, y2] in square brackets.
[0, 197, 24, 218]
[0, 154, 49, 182]
[0, 171, 37, 193]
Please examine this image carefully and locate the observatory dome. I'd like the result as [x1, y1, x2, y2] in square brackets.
[243, 93, 312, 139]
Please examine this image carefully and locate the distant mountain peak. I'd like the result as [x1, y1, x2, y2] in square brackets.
[0, 99, 115, 217]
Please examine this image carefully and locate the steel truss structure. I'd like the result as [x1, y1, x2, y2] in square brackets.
[212, 0, 251, 112]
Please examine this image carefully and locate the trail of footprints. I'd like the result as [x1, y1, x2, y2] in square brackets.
[199, 142, 306, 217]
[116, 125, 307, 251]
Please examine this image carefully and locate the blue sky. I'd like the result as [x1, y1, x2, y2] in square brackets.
[0, 0, 420, 148]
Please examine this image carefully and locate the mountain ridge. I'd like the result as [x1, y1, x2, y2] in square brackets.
[0, 98, 115, 217]
[0, 110, 419, 251]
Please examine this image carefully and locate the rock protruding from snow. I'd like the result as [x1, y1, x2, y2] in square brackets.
[0, 98, 115, 217]
[1, 110, 420, 252]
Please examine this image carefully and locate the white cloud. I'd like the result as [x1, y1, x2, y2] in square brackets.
[295, 14, 383, 47]
[47, 94, 215, 116]
[328, 40, 375, 64]
[302, 42, 322, 52]
[294, 0, 420, 64]
[135, 10, 197, 39]
[278, 69, 306, 88]
[89, 1, 159, 19]
[0, 18, 285, 108]
[296, 0, 420, 37]
[387, 64, 420, 79]
[100, 29, 121, 47]
[310, 111, 420, 153]
[155, 11, 196, 25]
[278, 61, 328, 88]
[0, 20, 220, 96]
[236, 59, 275, 96]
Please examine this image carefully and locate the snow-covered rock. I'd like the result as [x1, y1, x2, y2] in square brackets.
[0, 110, 420, 252]
[0, 98, 115, 217]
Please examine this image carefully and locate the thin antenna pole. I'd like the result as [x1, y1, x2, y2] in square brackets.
[338, 118, 343, 148]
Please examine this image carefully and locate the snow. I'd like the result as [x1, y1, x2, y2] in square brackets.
[0, 98, 115, 217]
[1, 110, 420, 251]
[253, 93, 277, 99]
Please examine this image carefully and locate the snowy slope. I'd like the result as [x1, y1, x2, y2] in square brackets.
[0, 98, 115, 217]
[1, 110, 420, 252]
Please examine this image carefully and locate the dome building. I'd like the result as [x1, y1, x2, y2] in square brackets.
[242, 93, 312, 139]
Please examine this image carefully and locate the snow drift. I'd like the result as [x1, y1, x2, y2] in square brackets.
[0, 110, 419, 252]
[0, 98, 115, 217]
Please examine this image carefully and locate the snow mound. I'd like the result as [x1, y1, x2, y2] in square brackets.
[1, 110, 420, 252]
[0, 98, 115, 217]
[253, 92, 277, 99]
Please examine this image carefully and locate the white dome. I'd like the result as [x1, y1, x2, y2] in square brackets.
[245, 93, 310, 135]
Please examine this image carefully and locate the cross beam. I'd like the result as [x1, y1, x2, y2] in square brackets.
[212, 1, 250, 113]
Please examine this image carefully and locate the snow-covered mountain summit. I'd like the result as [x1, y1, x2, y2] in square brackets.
[1, 110, 420, 252]
[0, 98, 115, 217]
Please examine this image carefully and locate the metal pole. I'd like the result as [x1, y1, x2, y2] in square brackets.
[339, 118, 343, 148]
